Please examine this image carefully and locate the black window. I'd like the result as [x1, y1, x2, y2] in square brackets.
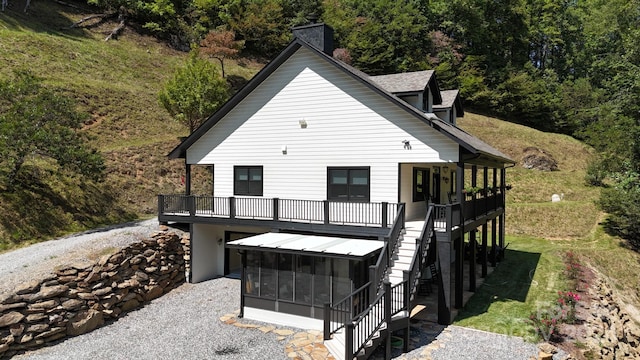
[413, 168, 430, 202]
[234, 166, 263, 196]
[327, 167, 370, 202]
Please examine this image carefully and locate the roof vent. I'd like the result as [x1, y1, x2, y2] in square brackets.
[292, 23, 334, 55]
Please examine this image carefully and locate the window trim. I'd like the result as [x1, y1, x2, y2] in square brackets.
[327, 167, 370, 202]
[233, 166, 263, 196]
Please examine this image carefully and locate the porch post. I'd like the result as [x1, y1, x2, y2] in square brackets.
[471, 165, 477, 219]
[483, 166, 489, 215]
[499, 169, 506, 251]
[454, 161, 464, 309]
[185, 162, 192, 195]
[493, 168, 498, 210]
[482, 167, 489, 277]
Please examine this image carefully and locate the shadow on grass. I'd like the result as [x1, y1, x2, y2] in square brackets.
[0, 0, 94, 39]
[455, 248, 541, 321]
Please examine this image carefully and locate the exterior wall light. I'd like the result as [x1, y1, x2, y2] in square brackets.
[299, 119, 307, 128]
[281, 145, 287, 155]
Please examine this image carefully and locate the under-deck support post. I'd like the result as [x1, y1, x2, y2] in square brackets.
[469, 230, 476, 292]
[499, 169, 506, 252]
[437, 234, 453, 324]
[491, 218, 497, 267]
[482, 167, 489, 277]
[239, 251, 246, 318]
[481, 223, 488, 277]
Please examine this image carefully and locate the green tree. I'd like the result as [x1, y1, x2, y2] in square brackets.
[0, 71, 104, 187]
[323, 0, 431, 74]
[158, 50, 229, 133]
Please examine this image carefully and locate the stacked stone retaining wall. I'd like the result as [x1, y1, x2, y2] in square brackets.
[584, 277, 640, 359]
[0, 230, 189, 359]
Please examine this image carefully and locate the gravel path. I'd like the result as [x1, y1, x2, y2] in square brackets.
[0, 218, 159, 299]
[14, 278, 290, 360]
[2, 221, 563, 360]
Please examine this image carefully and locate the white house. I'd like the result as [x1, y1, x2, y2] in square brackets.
[159, 23, 514, 360]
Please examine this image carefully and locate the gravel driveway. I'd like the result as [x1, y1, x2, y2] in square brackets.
[2, 220, 562, 360]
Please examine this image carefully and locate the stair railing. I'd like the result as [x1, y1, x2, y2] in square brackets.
[405, 205, 436, 309]
[323, 204, 405, 345]
[323, 281, 372, 338]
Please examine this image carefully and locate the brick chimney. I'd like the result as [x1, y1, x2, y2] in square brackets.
[292, 23, 334, 55]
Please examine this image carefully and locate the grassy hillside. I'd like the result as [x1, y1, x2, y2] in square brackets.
[458, 113, 599, 240]
[0, 1, 261, 248]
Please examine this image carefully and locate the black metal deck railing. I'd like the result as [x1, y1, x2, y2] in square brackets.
[158, 195, 400, 230]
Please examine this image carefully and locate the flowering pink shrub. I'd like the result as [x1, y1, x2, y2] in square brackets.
[557, 291, 580, 323]
[529, 308, 562, 341]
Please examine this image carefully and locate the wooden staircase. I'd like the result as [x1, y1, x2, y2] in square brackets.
[324, 218, 431, 360]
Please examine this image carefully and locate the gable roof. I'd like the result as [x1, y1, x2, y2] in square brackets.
[369, 71, 442, 103]
[433, 89, 464, 117]
[168, 38, 514, 167]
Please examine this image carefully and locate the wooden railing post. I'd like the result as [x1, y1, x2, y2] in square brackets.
[345, 322, 354, 360]
[323, 302, 331, 340]
[188, 195, 196, 217]
[273, 198, 279, 221]
[382, 202, 388, 228]
[229, 197, 236, 219]
[158, 195, 164, 214]
[369, 266, 377, 302]
[384, 280, 392, 360]
[323, 200, 329, 225]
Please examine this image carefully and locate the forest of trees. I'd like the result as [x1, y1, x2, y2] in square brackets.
[89, 0, 639, 243]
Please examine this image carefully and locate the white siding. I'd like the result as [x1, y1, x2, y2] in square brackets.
[187, 47, 459, 203]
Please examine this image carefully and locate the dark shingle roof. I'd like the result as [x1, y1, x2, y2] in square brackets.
[434, 90, 459, 108]
[369, 71, 434, 93]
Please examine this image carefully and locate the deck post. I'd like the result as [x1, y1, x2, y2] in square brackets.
[469, 230, 476, 292]
[188, 195, 196, 217]
[499, 169, 506, 252]
[471, 165, 478, 219]
[384, 280, 392, 360]
[483, 166, 489, 214]
[382, 202, 388, 228]
[345, 322, 354, 360]
[229, 197, 236, 219]
[493, 168, 498, 210]
[481, 223, 488, 277]
[272, 198, 279, 221]
[369, 266, 377, 303]
[323, 303, 331, 340]
[323, 200, 330, 225]
[239, 251, 246, 318]
[157, 195, 167, 224]
[437, 234, 453, 323]
[185, 162, 191, 196]
[491, 218, 497, 267]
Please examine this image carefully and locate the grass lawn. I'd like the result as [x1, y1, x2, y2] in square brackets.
[454, 235, 569, 341]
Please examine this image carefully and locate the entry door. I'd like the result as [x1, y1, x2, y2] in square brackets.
[432, 170, 441, 204]
[225, 232, 255, 277]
